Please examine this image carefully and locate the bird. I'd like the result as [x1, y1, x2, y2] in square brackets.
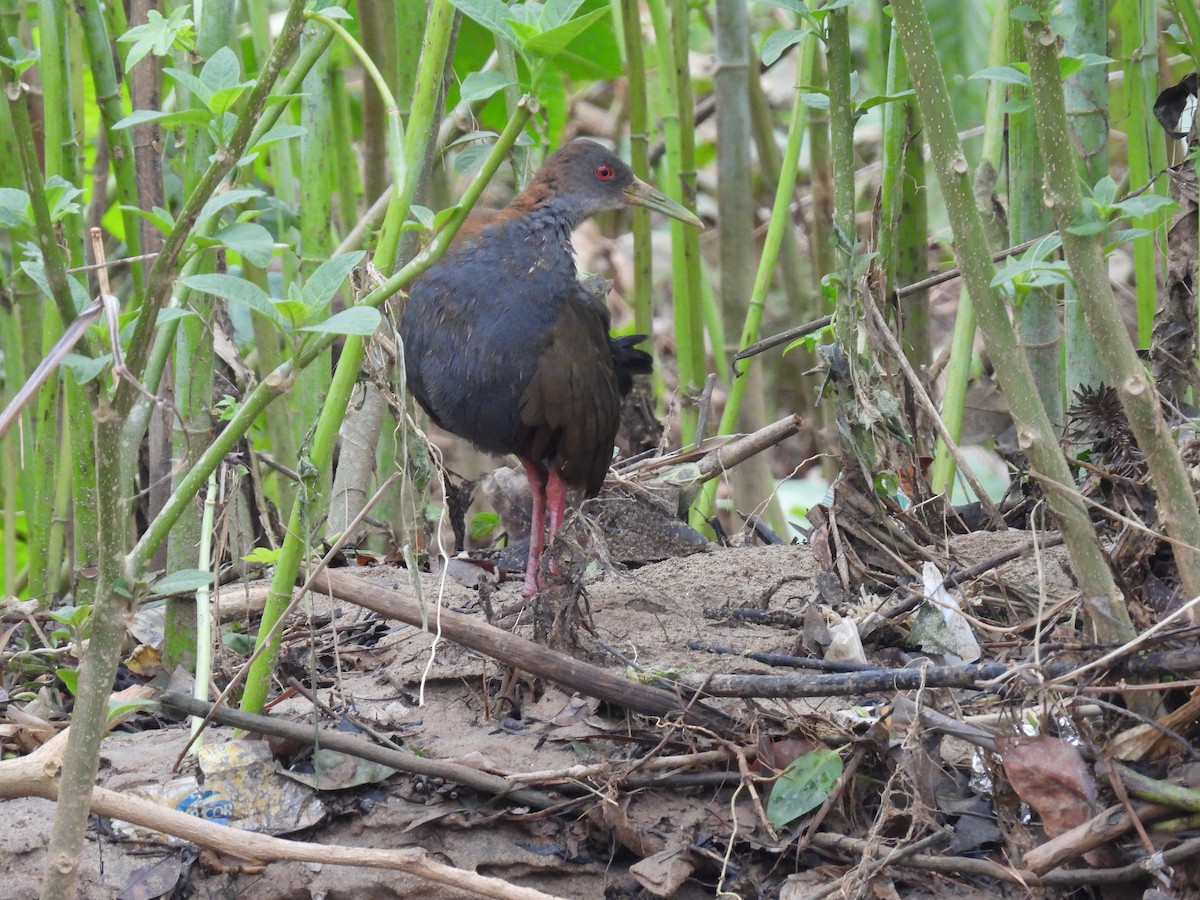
[400, 139, 703, 595]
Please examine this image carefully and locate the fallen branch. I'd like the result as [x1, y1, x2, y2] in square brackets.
[158, 694, 557, 810]
[310, 569, 733, 731]
[675, 649, 1200, 699]
[1021, 801, 1174, 874]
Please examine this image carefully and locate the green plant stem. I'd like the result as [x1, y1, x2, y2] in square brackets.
[377, 0, 456, 271]
[671, 0, 705, 389]
[617, 0, 653, 337]
[646, 0, 701, 440]
[1023, 3, 1200, 603]
[1061, 0, 1107, 394]
[1005, 6, 1061, 439]
[889, 0, 1135, 645]
[40, 402, 127, 900]
[1118, 0, 1167, 349]
[932, 0, 1007, 492]
[125, 100, 535, 583]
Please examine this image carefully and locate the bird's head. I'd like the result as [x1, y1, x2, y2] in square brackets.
[533, 139, 704, 228]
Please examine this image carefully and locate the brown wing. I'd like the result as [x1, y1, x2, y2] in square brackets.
[516, 296, 622, 496]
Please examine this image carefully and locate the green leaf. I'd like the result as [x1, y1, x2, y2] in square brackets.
[1008, 4, 1042, 22]
[43, 175, 84, 223]
[1065, 216, 1108, 236]
[523, 8, 609, 60]
[754, 0, 810, 13]
[222, 628, 255, 655]
[162, 66, 213, 107]
[108, 697, 156, 723]
[449, 0, 517, 42]
[766, 748, 843, 829]
[460, 70, 517, 103]
[155, 307, 198, 325]
[122, 205, 175, 236]
[470, 511, 500, 541]
[118, 7, 195, 73]
[1059, 53, 1112, 80]
[208, 84, 249, 115]
[150, 568, 214, 595]
[454, 142, 496, 174]
[410, 205, 435, 229]
[20, 262, 92, 313]
[57, 668, 79, 696]
[200, 46, 242, 93]
[1000, 97, 1031, 116]
[0, 37, 39, 74]
[61, 353, 113, 384]
[182, 273, 285, 329]
[969, 65, 1030, 86]
[1114, 193, 1178, 220]
[0, 187, 30, 227]
[113, 107, 212, 131]
[301, 251, 366, 310]
[299, 306, 382, 336]
[273, 299, 310, 327]
[214, 222, 275, 267]
[762, 29, 806, 66]
[799, 91, 830, 111]
[541, 0, 587, 29]
[857, 89, 915, 114]
[245, 123, 306, 157]
[1105, 227, 1152, 252]
[197, 188, 266, 226]
[242, 546, 284, 565]
[1089, 175, 1117, 209]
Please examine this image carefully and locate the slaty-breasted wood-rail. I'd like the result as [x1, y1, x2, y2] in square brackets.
[401, 139, 703, 595]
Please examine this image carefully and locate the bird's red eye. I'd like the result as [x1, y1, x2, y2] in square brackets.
[595, 164, 615, 181]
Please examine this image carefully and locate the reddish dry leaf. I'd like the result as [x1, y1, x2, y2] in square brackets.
[997, 735, 1096, 837]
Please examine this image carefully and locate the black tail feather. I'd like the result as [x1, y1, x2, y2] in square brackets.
[610, 334, 653, 395]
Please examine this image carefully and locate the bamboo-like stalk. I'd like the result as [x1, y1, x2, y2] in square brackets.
[1022, 2, 1200, 604]
[646, 0, 701, 440]
[295, 13, 336, 491]
[616, 0, 653, 337]
[330, 64, 361, 236]
[671, 0, 706, 388]
[163, 0, 236, 671]
[710, 0, 779, 529]
[40, 406, 126, 900]
[1, 19, 101, 600]
[889, 0, 1135, 645]
[930, 0, 1007, 493]
[697, 31, 816, 523]
[1006, 7, 1061, 437]
[1061, 0, 1107, 394]
[378, 0, 456, 271]
[358, 0, 398, 206]
[878, 24, 931, 458]
[1117, 0, 1167, 348]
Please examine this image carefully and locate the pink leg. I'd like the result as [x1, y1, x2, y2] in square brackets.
[521, 459, 548, 596]
[545, 468, 569, 575]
